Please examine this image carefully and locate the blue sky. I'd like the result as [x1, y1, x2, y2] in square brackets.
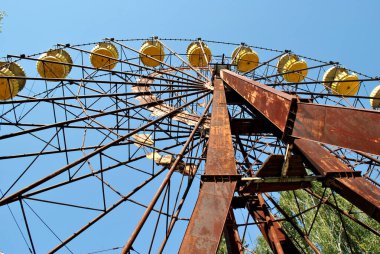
[0, 1, 379, 253]
[1, 0, 379, 77]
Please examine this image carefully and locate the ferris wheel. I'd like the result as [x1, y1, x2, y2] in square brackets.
[0, 37, 379, 253]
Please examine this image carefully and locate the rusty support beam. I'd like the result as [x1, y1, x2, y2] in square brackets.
[247, 194, 300, 254]
[220, 69, 380, 222]
[294, 139, 380, 222]
[221, 69, 296, 134]
[220, 69, 380, 155]
[224, 209, 244, 254]
[293, 103, 380, 155]
[179, 79, 237, 254]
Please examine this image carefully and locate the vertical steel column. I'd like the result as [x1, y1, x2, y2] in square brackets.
[224, 208, 244, 254]
[179, 79, 237, 253]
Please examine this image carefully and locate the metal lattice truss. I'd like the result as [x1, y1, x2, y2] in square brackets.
[0, 38, 379, 254]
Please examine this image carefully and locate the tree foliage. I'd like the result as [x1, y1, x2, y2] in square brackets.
[255, 182, 380, 253]
[217, 235, 228, 254]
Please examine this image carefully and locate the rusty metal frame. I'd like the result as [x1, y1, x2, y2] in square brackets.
[220, 69, 380, 155]
[220, 69, 380, 223]
[179, 79, 238, 253]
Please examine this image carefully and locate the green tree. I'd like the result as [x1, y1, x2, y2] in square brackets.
[255, 182, 380, 253]
[217, 235, 228, 254]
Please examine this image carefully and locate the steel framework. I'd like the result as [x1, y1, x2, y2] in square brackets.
[0, 38, 379, 254]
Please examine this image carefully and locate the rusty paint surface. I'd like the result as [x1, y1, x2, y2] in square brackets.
[220, 69, 294, 132]
[294, 139, 355, 175]
[222, 69, 380, 155]
[179, 182, 236, 253]
[294, 103, 380, 155]
[179, 79, 237, 254]
[295, 139, 380, 222]
[204, 79, 236, 176]
[248, 195, 300, 254]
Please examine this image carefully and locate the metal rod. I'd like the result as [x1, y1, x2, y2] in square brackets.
[23, 136, 198, 200]
[304, 189, 380, 236]
[224, 208, 244, 254]
[157, 39, 211, 82]
[112, 40, 205, 84]
[62, 45, 204, 85]
[121, 93, 212, 253]
[48, 168, 167, 253]
[254, 62, 332, 81]
[0, 88, 204, 104]
[156, 138, 208, 254]
[19, 199, 37, 254]
[264, 193, 321, 254]
[265, 77, 380, 86]
[0, 91, 211, 206]
[0, 90, 206, 140]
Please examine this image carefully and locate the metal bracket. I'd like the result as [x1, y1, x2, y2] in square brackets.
[201, 174, 241, 182]
[281, 143, 294, 177]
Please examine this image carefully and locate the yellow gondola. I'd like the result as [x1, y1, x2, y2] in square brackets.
[277, 54, 308, 83]
[0, 62, 26, 100]
[37, 49, 72, 79]
[323, 66, 360, 95]
[90, 42, 119, 70]
[231, 46, 259, 72]
[139, 40, 165, 67]
[186, 41, 211, 67]
[370, 85, 380, 109]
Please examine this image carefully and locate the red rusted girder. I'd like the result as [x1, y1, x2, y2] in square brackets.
[293, 103, 380, 156]
[220, 69, 380, 222]
[221, 70, 296, 133]
[247, 194, 300, 254]
[179, 79, 237, 254]
[295, 139, 380, 222]
[224, 209, 244, 254]
[220, 69, 380, 155]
